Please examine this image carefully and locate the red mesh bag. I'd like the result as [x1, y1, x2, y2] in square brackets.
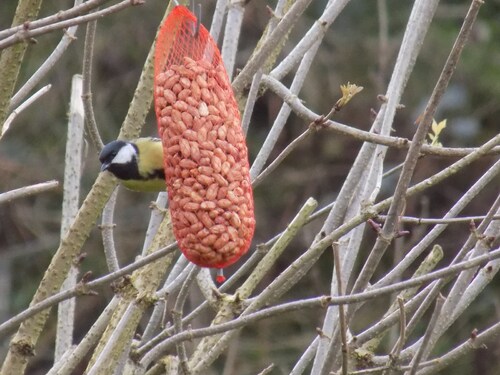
[154, 6, 255, 269]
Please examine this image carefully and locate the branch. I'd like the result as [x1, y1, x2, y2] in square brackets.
[0, 180, 59, 204]
[261, 75, 500, 157]
[0, 0, 144, 51]
[139, 246, 500, 362]
[1, 84, 51, 139]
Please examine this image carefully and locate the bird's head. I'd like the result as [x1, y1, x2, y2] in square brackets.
[99, 140, 140, 180]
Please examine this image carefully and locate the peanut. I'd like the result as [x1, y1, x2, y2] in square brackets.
[155, 57, 255, 268]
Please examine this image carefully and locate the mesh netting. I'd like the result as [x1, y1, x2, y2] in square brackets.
[153, 6, 255, 269]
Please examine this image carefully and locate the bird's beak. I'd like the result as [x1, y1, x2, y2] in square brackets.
[101, 163, 110, 172]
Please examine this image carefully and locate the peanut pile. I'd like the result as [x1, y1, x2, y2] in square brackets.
[155, 56, 255, 268]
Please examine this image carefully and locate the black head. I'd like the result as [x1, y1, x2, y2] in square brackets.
[99, 140, 140, 180]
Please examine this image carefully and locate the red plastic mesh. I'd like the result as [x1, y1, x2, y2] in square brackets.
[154, 6, 221, 87]
[154, 6, 255, 269]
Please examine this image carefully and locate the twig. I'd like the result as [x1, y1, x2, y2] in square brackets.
[139, 246, 500, 364]
[86, 214, 176, 373]
[232, 0, 313, 94]
[333, 244, 348, 375]
[0, 5, 167, 372]
[0, 0, 110, 40]
[417, 317, 500, 375]
[354, 284, 432, 346]
[375, 0, 389, 93]
[384, 298, 406, 375]
[256, 363, 275, 375]
[252, 127, 313, 187]
[0, 242, 177, 337]
[54, 298, 119, 375]
[55, 74, 85, 361]
[407, 295, 445, 375]
[270, 0, 352, 81]
[241, 69, 263, 135]
[100, 187, 120, 272]
[314, 0, 441, 371]
[134, 248, 266, 358]
[86, 304, 140, 375]
[143, 193, 168, 255]
[261, 75, 500, 157]
[81, 11, 104, 152]
[140, 259, 190, 344]
[195, 268, 218, 308]
[185, 197, 318, 372]
[407, 214, 500, 363]
[375, 157, 500, 288]
[10, 0, 83, 109]
[236, 197, 318, 300]
[0, 0, 144, 51]
[46, 344, 76, 375]
[376, 214, 500, 225]
[289, 337, 319, 375]
[209, 0, 228, 43]
[221, 0, 245, 79]
[173, 266, 199, 374]
[351, 0, 483, 302]
[240, 0, 291, 135]
[0, 180, 59, 204]
[250, 38, 321, 179]
[436, 196, 500, 322]
[1, 84, 52, 139]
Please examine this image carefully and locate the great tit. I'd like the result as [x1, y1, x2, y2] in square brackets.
[99, 137, 166, 192]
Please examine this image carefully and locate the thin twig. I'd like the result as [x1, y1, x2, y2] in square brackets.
[333, 244, 348, 375]
[100, 187, 120, 272]
[270, 0, 352, 81]
[0, 243, 178, 337]
[376, 157, 500, 288]
[1, 84, 52, 139]
[10, 0, 83, 109]
[384, 298, 406, 375]
[139, 247, 500, 366]
[173, 266, 199, 374]
[232, 0, 313, 94]
[407, 295, 445, 375]
[256, 363, 276, 375]
[376, 214, 500, 225]
[221, 0, 245, 79]
[352, 0, 483, 300]
[249, 39, 321, 180]
[82, 11, 104, 152]
[0, 0, 110, 40]
[209, 0, 228, 43]
[0, 180, 59, 204]
[0, 0, 144, 51]
[54, 298, 119, 374]
[252, 127, 314, 187]
[261, 75, 500, 157]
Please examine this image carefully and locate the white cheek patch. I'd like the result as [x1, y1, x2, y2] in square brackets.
[112, 144, 136, 165]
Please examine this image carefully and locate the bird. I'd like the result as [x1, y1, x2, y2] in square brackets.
[99, 137, 166, 192]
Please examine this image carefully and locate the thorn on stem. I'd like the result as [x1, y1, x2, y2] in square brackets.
[75, 252, 87, 265]
[315, 327, 330, 340]
[368, 219, 382, 233]
[80, 271, 93, 284]
[394, 230, 411, 238]
[377, 94, 388, 103]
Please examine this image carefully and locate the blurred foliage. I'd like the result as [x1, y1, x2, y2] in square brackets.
[1, 0, 499, 373]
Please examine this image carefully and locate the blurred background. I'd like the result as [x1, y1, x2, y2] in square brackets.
[1, 0, 499, 373]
